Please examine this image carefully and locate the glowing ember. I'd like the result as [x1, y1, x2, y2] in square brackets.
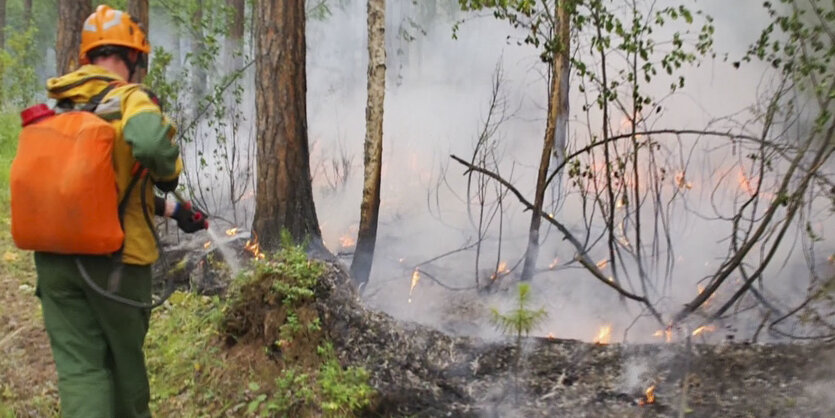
[596, 259, 609, 270]
[638, 384, 656, 405]
[225, 227, 239, 237]
[697, 284, 705, 294]
[593, 325, 612, 345]
[408, 269, 421, 303]
[244, 235, 265, 259]
[340, 235, 356, 248]
[203, 241, 212, 249]
[548, 258, 560, 270]
[547, 332, 556, 340]
[692, 325, 716, 336]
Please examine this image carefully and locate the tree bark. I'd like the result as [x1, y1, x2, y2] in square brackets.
[252, 0, 322, 251]
[191, 0, 206, 99]
[520, 1, 570, 281]
[350, 0, 387, 288]
[56, 0, 91, 75]
[227, 0, 245, 42]
[23, 0, 32, 28]
[0, 0, 6, 52]
[128, 0, 149, 83]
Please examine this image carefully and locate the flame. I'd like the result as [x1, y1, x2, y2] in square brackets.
[593, 325, 612, 345]
[638, 384, 656, 405]
[547, 332, 556, 340]
[616, 198, 627, 208]
[675, 171, 693, 190]
[225, 227, 239, 237]
[692, 325, 716, 336]
[596, 259, 609, 270]
[203, 241, 212, 249]
[491, 261, 509, 280]
[549, 258, 560, 270]
[340, 235, 356, 249]
[653, 328, 673, 343]
[408, 269, 421, 303]
[244, 234, 265, 259]
[737, 168, 758, 196]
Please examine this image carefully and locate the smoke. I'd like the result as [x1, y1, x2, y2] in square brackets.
[149, 0, 833, 344]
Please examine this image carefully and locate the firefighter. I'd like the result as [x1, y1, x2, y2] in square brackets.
[33, 5, 206, 417]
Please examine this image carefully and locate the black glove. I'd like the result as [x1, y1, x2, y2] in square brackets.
[172, 202, 208, 233]
[155, 177, 179, 193]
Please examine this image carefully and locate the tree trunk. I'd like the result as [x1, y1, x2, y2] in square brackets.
[224, 0, 245, 72]
[350, 0, 387, 288]
[0, 0, 5, 104]
[191, 0, 206, 99]
[56, 0, 91, 75]
[252, 0, 322, 251]
[228, 0, 245, 42]
[520, 1, 570, 281]
[128, 0, 149, 83]
[23, 0, 32, 28]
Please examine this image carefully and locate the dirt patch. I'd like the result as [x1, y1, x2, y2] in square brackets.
[0, 257, 59, 417]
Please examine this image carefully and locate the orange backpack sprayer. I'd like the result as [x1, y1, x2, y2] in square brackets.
[11, 103, 125, 254]
[11, 92, 208, 309]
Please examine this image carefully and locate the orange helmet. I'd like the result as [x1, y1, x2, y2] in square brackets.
[79, 5, 150, 65]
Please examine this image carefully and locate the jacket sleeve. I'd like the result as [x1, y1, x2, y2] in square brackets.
[121, 88, 182, 180]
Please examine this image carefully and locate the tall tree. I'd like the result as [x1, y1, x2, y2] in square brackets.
[56, 0, 92, 74]
[23, 0, 31, 28]
[0, 0, 6, 105]
[350, 0, 387, 288]
[252, 0, 322, 251]
[227, 0, 245, 43]
[128, 0, 149, 82]
[520, 1, 570, 281]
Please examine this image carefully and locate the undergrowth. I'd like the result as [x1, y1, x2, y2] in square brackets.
[148, 238, 374, 417]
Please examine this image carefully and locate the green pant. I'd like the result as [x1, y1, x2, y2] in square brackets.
[34, 253, 152, 418]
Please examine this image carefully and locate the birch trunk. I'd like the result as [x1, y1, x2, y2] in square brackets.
[252, 0, 322, 251]
[520, 1, 570, 281]
[350, 0, 386, 288]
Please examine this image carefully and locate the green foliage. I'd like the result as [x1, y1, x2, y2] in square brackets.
[145, 292, 225, 407]
[0, 26, 40, 108]
[0, 112, 20, 208]
[490, 283, 547, 340]
[316, 343, 374, 416]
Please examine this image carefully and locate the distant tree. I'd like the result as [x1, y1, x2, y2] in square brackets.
[56, 0, 91, 74]
[128, 0, 149, 82]
[23, 0, 31, 28]
[252, 0, 322, 251]
[350, 0, 386, 288]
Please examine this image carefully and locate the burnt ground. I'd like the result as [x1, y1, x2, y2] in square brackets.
[3, 240, 834, 417]
[315, 262, 835, 417]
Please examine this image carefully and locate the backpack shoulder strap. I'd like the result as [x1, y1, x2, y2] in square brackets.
[80, 81, 124, 113]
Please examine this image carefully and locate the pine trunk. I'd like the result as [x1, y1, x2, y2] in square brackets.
[228, 0, 245, 42]
[350, 0, 387, 288]
[128, 0, 149, 82]
[252, 0, 321, 251]
[520, 2, 570, 281]
[56, 0, 92, 75]
[23, 0, 32, 28]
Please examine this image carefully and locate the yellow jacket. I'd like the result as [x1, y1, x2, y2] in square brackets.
[47, 65, 182, 265]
